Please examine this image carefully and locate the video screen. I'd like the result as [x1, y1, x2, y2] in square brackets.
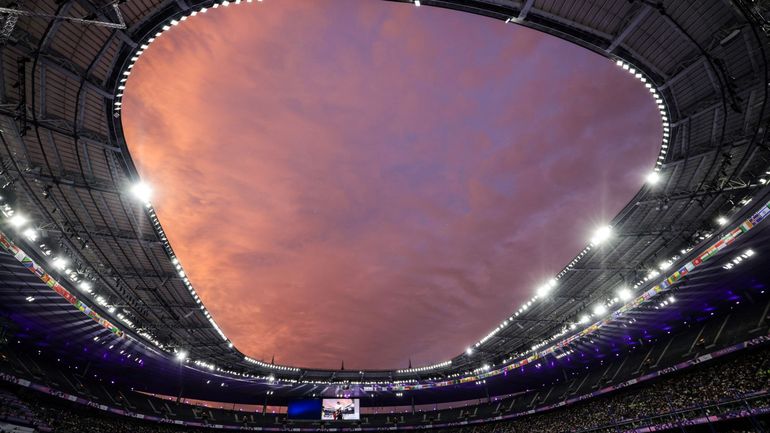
[287, 399, 322, 420]
[321, 398, 360, 420]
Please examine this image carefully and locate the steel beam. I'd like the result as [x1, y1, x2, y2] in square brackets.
[607, 5, 651, 53]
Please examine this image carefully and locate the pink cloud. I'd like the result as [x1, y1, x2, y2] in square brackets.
[122, 0, 660, 369]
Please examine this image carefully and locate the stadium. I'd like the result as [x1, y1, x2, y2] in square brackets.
[1, 0, 770, 432]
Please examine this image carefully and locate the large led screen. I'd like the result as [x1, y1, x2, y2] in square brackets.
[321, 398, 360, 420]
[287, 399, 322, 420]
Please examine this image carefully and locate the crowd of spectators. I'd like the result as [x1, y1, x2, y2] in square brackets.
[476, 346, 770, 432]
[0, 388, 51, 432]
[2, 347, 770, 432]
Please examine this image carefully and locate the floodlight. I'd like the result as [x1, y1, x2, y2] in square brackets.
[617, 287, 633, 302]
[52, 256, 68, 270]
[593, 304, 608, 316]
[130, 181, 153, 202]
[591, 226, 612, 245]
[646, 171, 660, 185]
[22, 228, 38, 241]
[536, 283, 552, 297]
[8, 214, 28, 228]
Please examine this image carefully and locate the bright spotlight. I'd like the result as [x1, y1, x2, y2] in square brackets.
[22, 228, 38, 241]
[52, 256, 68, 270]
[591, 226, 612, 245]
[716, 216, 728, 226]
[175, 350, 188, 361]
[8, 214, 28, 228]
[466, 347, 474, 356]
[617, 287, 633, 302]
[578, 315, 590, 324]
[536, 283, 552, 297]
[646, 171, 660, 185]
[593, 304, 608, 316]
[130, 181, 153, 202]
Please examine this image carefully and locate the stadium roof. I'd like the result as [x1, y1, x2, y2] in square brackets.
[0, 0, 769, 396]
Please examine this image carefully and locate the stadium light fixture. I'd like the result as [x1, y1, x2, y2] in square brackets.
[130, 181, 153, 203]
[617, 287, 633, 302]
[716, 216, 728, 226]
[536, 279, 558, 297]
[175, 350, 188, 361]
[22, 228, 38, 241]
[8, 213, 28, 228]
[578, 314, 589, 324]
[592, 304, 607, 316]
[52, 256, 68, 270]
[590, 225, 612, 245]
[646, 171, 661, 185]
[414, 0, 420, 6]
[466, 347, 473, 356]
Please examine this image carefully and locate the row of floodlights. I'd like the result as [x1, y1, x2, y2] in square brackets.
[524, 201, 744, 361]
[722, 249, 756, 270]
[464, 224, 614, 357]
[3, 184, 229, 367]
[128, 181, 241, 348]
[114, 0, 263, 113]
[465, 58, 671, 359]
[244, 355, 300, 372]
[3, 208, 134, 328]
[128, 181, 233, 345]
[396, 360, 451, 374]
[614, 59, 671, 173]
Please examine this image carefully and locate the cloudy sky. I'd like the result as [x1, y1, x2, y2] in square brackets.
[122, 0, 661, 369]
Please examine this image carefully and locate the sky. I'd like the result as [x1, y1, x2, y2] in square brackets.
[122, 0, 661, 370]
